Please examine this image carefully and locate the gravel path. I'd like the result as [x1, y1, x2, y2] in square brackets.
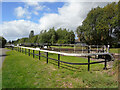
[0, 48, 10, 68]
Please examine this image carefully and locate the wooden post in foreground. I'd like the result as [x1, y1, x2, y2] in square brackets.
[20, 48, 21, 52]
[33, 50, 34, 58]
[39, 51, 40, 60]
[46, 52, 48, 64]
[28, 49, 30, 56]
[25, 48, 26, 55]
[88, 46, 90, 71]
[58, 54, 60, 68]
[103, 56, 107, 70]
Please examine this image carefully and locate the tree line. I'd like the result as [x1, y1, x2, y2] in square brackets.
[76, 2, 119, 47]
[7, 2, 120, 47]
[12, 28, 75, 45]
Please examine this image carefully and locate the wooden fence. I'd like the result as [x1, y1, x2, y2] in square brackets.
[6, 46, 114, 71]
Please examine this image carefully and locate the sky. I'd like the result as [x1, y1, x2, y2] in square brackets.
[0, 0, 118, 41]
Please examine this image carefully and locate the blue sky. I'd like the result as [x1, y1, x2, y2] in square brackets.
[1, 1, 114, 41]
[2, 2, 64, 23]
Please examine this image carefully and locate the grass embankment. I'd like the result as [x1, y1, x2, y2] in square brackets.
[2, 49, 118, 88]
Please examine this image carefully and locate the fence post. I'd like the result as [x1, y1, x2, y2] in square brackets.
[88, 46, 90, 71]
[97, 45, 98, 53]
[29, 49, 30, 56]
[33, 50, 34, 58]
[39, 51, 40, 60]
[103, 55, 107, 70]
[25, 48, 26, 55]
[58, 54, 60, 68]
[46, 52, 48, 64]
[74, 44, 75, 53]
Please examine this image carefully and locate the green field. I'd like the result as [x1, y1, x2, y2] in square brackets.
[48, 46, 120, 54]
[2, 49, 118, 88]
[50, 46, 87, 49]
[109, 48, 120, 54]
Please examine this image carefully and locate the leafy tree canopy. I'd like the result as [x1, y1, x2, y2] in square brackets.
[76, 2, 119, 47]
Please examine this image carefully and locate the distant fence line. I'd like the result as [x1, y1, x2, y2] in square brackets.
[7, 43, 111, 54]
[6, 45, 114, 71]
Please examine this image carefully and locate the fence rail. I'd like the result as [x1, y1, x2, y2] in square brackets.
[6, 45, 114, 71]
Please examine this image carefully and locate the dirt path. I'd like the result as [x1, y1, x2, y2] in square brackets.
[0, 48, 10, 68]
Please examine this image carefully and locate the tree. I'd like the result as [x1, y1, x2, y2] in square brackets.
[29, 30, 34, 38]
[48, 27, 57, 44]
[0, 36, 7, 48]
[76, 2, 119, 46]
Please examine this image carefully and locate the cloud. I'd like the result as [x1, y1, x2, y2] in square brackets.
[14, 7, 26, 18]
[2, 1, 111, 41]
[14, 1, 47, 18]
[35, 5, 45, 11]
[39, 2, 109, 31]
[33, 11, 39, 15]
[14, 6, 31, 19]
[1, 20, 41, 40]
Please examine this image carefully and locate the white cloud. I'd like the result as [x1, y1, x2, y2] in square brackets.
[14, 7, 26, 18]
[23, 0, 58, 6]
[39, 2, 109, 31]
[14, 6, 31, 19]
[25, 2, 39, 6]
[1, 20, 41, 40]
[33, 11, 39, 15]
[14, 1, 47, 18]
[35, 5, 45, 11]
[2, 1, 111, 41]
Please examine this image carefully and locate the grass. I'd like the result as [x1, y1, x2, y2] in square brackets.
[51, 46, 86, 49]
[51, 46, 74, 49]
[109, 48, 120, 54]
[2, 49, 118, 88]
[46, 46, 120, 54]
[0, 69, 2, 90]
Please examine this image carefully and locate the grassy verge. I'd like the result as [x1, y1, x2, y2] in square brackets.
[2, 50, 118, 88]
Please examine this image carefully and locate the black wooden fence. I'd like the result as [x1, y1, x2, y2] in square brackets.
[6, 46, 113, 71]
